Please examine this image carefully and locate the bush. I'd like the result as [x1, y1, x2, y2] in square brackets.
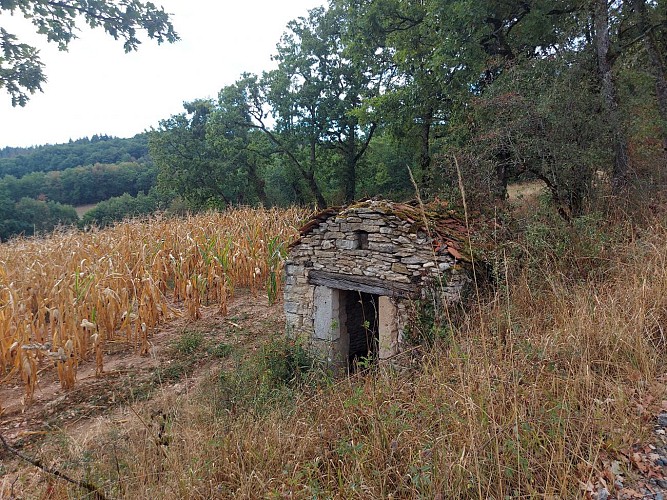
[216, 336, 323, 414]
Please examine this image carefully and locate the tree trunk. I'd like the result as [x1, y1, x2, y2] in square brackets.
[309, 139, 327, 208]
[632, 0, 667, 159]
[343, 126, 357, 203]
[594, 0, 630, 192]
[246, 160, 268, 206]
[417, 107, 434, 197]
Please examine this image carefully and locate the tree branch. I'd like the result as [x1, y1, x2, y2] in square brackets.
[0, 432, 108, 500]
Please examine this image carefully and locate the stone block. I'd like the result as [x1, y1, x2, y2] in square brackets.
[313, 286, 341, 341]
[285, 264, 305, 276]
[284, 301, 299, 314]
[368, 234, 391, 242]
[402, 256, 428, 265]
[368, 243, 395, 253]
[337, 239, 360, 250]
[337, 223, 352, 232]
[379, 296, 399, 361]
[391, 263, 409, 274]
[393, 236, 412, 245]
[386, 274, 411, 284]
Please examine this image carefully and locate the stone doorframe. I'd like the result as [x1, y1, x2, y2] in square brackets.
[312, 285, 400, 373]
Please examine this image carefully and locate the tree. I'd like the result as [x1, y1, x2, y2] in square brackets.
[150, 99, 268, 209]
[627, 0, 667, 157]
[230, 73, 327, 207]
[593, 0, 630, 191]
[347, 0, 589, 198]
[0, 0, 178, 106]
[263, 4, 387, 205]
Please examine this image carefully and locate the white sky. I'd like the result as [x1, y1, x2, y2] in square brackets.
[0, 1, 325, 148]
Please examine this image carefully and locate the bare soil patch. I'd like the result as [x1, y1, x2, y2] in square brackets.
[74, 203, 98, 217]
[0, 289, 283, 451]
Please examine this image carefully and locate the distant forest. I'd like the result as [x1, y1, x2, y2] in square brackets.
[0, 134, 162, 240]
[0, 134, 149, 176]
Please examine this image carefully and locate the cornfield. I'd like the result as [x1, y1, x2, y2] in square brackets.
[0, 207, 308, 410]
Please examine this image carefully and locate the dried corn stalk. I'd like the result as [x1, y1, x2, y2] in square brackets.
[0, 207, 308, 403]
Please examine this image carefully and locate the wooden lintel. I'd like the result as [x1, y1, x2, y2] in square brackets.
[308, 270, 417, 298]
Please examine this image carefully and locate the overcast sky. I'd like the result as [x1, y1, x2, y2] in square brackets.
[0, 1, 325, 148]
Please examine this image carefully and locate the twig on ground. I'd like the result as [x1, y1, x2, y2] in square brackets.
[0, 431, 108, 500]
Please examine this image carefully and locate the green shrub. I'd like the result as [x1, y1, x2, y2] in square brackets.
[173, 330, 204, 355]
[216, 336, 323, 414]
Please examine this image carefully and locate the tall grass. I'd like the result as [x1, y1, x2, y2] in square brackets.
[31, 208, 667, 498]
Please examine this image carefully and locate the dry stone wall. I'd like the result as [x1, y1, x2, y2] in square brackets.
[284, 201, 471, 370]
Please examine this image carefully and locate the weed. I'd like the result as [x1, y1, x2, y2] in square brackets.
[206, 342, 233, 358]
[172, 330, 203, 355]
[215, 336, 323, 415]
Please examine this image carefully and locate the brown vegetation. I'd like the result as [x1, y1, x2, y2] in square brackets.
[0, 207, 309, 410]
[2, 200, 665, 498]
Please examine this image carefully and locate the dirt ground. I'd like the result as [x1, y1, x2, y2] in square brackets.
[0, 289, 283, 496]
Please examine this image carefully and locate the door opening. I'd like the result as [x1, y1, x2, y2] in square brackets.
[342, 290, 379, 371]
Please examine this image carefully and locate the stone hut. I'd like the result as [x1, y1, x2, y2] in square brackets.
[284, 199, 473, 373]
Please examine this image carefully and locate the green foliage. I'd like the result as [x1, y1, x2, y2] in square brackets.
[0, 134, 150, 177]
[207, 342, 233, 359]
[451, 55, 610, 216]
[2, 0, 658, 220]
[173, 331, 204, 356]
[403, 295, 457, 348]
[3, 197, 79, 238]
[0, 161, 157, 206]
[0, 2, 177, 106]
[216, 337, 322, 413]
[150, 99, 267, 209]
[266, 236, 287, 305]
[80, 189, 168, 228]
[266, 4, 387, 204]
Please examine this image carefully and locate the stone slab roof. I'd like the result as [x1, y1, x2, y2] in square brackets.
[293, 198, 473, 262]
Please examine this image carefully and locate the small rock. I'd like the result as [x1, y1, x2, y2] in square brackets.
[657, 492, 664, 500]
[657, 479, 667, 489]
[657, 413, 667, 427]
[597, 487, 609, 500]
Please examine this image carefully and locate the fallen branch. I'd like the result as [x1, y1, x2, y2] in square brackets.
[0, 432, 108, 500]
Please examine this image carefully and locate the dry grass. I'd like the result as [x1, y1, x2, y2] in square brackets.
[506, 179, 546, 202]
[23, 209, 667, 498]
[0, 207, 309, 409]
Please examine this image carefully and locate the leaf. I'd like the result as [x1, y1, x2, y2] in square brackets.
[448, 246, 464, 260]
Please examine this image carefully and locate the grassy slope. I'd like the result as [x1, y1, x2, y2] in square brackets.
[8, 202, 667, 499]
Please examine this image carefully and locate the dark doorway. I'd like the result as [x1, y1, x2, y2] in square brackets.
[343, 290, 379, 371]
